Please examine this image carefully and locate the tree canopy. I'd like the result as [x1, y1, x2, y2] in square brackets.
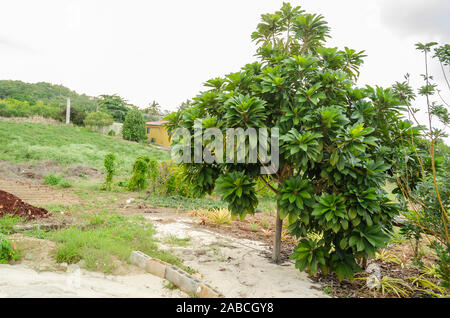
[167, 2, 409, 279]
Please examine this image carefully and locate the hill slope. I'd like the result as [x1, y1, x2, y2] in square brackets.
[0, 121, 169, 174]
[0, 80, 96, 111]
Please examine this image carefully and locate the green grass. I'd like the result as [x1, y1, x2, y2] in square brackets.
[0, 215, 23, 235]
[145, 195, 227, 211]
[29, 212, 195, 274]
[0, 121, 169, 174]
[162, 235, 191, 247]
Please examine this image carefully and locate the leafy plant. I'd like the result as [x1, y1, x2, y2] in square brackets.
[127, 156, 150, 191]
[84, 111, 114, 128]
[168, 3, 401, 280]
[103, 153, 116, 190]
[0, 234, 19, 263]
[122, 109, 146, 142]
[43, 173, 62, 186]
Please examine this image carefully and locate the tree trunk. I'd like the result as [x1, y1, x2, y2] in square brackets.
[272, 203, 282, 264]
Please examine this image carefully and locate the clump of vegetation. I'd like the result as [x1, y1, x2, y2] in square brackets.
[43, 173, 72, 188]
[0, 121, 169, 174]
[127, 156, 150, 191]
[0, 234, 19, 263]
[0, 215, 22, 235]
[38, 212, 192, 273]
[169, 2, 401, 280]
[102, 153, 116, 190]
[43, 173, 62, 186]
[84, 111, 114, 128]
[391, 42, 450, 290]
[0, 98, 60, 119]
[122, 108, 146, 142]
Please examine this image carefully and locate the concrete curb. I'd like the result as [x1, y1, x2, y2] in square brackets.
[130, 251, 222, 298]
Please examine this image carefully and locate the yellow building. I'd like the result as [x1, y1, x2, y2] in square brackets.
[146, 120, 171, 146]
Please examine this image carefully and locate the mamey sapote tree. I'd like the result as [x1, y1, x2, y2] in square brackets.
[167, 3, 403, 280]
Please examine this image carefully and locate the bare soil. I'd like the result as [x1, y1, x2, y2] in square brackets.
[0, 189, 51, 219]
[0, 176, 80, 206]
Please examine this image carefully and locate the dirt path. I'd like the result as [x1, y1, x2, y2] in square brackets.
[0, 264, 184, 298]
[143, 211, 326, 298]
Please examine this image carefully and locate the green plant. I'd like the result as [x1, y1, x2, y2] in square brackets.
[0, 215, 22, 235]
[107, 129, 116, 136]
[41, 213, 192, 273]
[43, 173, 62, 186]
[122, 108, 146, 142]
[162, 235, 191, 247]
[163, 281, 177, 290]
[377, 276, 412, 298]
[103, 153, 116, 190]
[0, 234, 19, 263]
[84, 111, 114, 128]
[170, 3, 401, 280]
[58, 179, 73, 188]
[97, 94, 130, 123]
[127, 156, 150, 191]
[250, 222, 259, 232]
[391, 41, 450, 290]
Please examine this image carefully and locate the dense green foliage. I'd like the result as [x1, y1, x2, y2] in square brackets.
[0, 80, 96, 124]
[0, 234, 19, 264]
[103, 153, 116, 190]
[168, 3, 404, 279]
[391, 42, 450, 289]
[0, 98, 60, 119]
[122, 108, 147, 142]
[84, 111, 114, 127]
[97, 94, 130, 123]
[0, 121, 168, 174]
[128, 156, 150, 191]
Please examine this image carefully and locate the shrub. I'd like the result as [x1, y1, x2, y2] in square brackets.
[127, 157, 150, 191]
[103, 153, 116, 191]
[122, 109, 146, 142]
[107, 129, 116, 136]
[0, 98, 59, 119]
[43, 174, 62, 186]
[84, 111, 114, 128]
[0, 234, 19, 263]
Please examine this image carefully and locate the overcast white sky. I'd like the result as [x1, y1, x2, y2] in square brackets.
[1, 0, 449, 135]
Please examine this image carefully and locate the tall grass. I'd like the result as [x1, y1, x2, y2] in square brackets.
[0, 121, 169, 174]
[37, 213, 194, 273]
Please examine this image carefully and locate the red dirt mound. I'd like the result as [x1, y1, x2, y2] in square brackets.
[0, 190, 51, 219]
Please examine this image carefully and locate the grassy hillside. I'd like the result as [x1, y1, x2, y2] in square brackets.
[0, 121, 169, 174]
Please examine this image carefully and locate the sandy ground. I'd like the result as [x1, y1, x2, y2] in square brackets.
[148, 214, 326, 298]
[0, 263, 185, 298]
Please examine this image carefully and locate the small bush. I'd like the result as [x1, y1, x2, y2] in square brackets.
[127, 157, 150, 191]
[43, 173, 72, 188]
[58, 179, 73, 188]
[0, 234, 19, 263]
[84, 111, 114, 128]
[0, 215, 22, 235]
[43, 174, 62, 186]
[103, 153, 116, 190]
[107, 129, 116, 136]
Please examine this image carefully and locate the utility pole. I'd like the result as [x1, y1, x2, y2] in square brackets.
[66, 97, 71, 124]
